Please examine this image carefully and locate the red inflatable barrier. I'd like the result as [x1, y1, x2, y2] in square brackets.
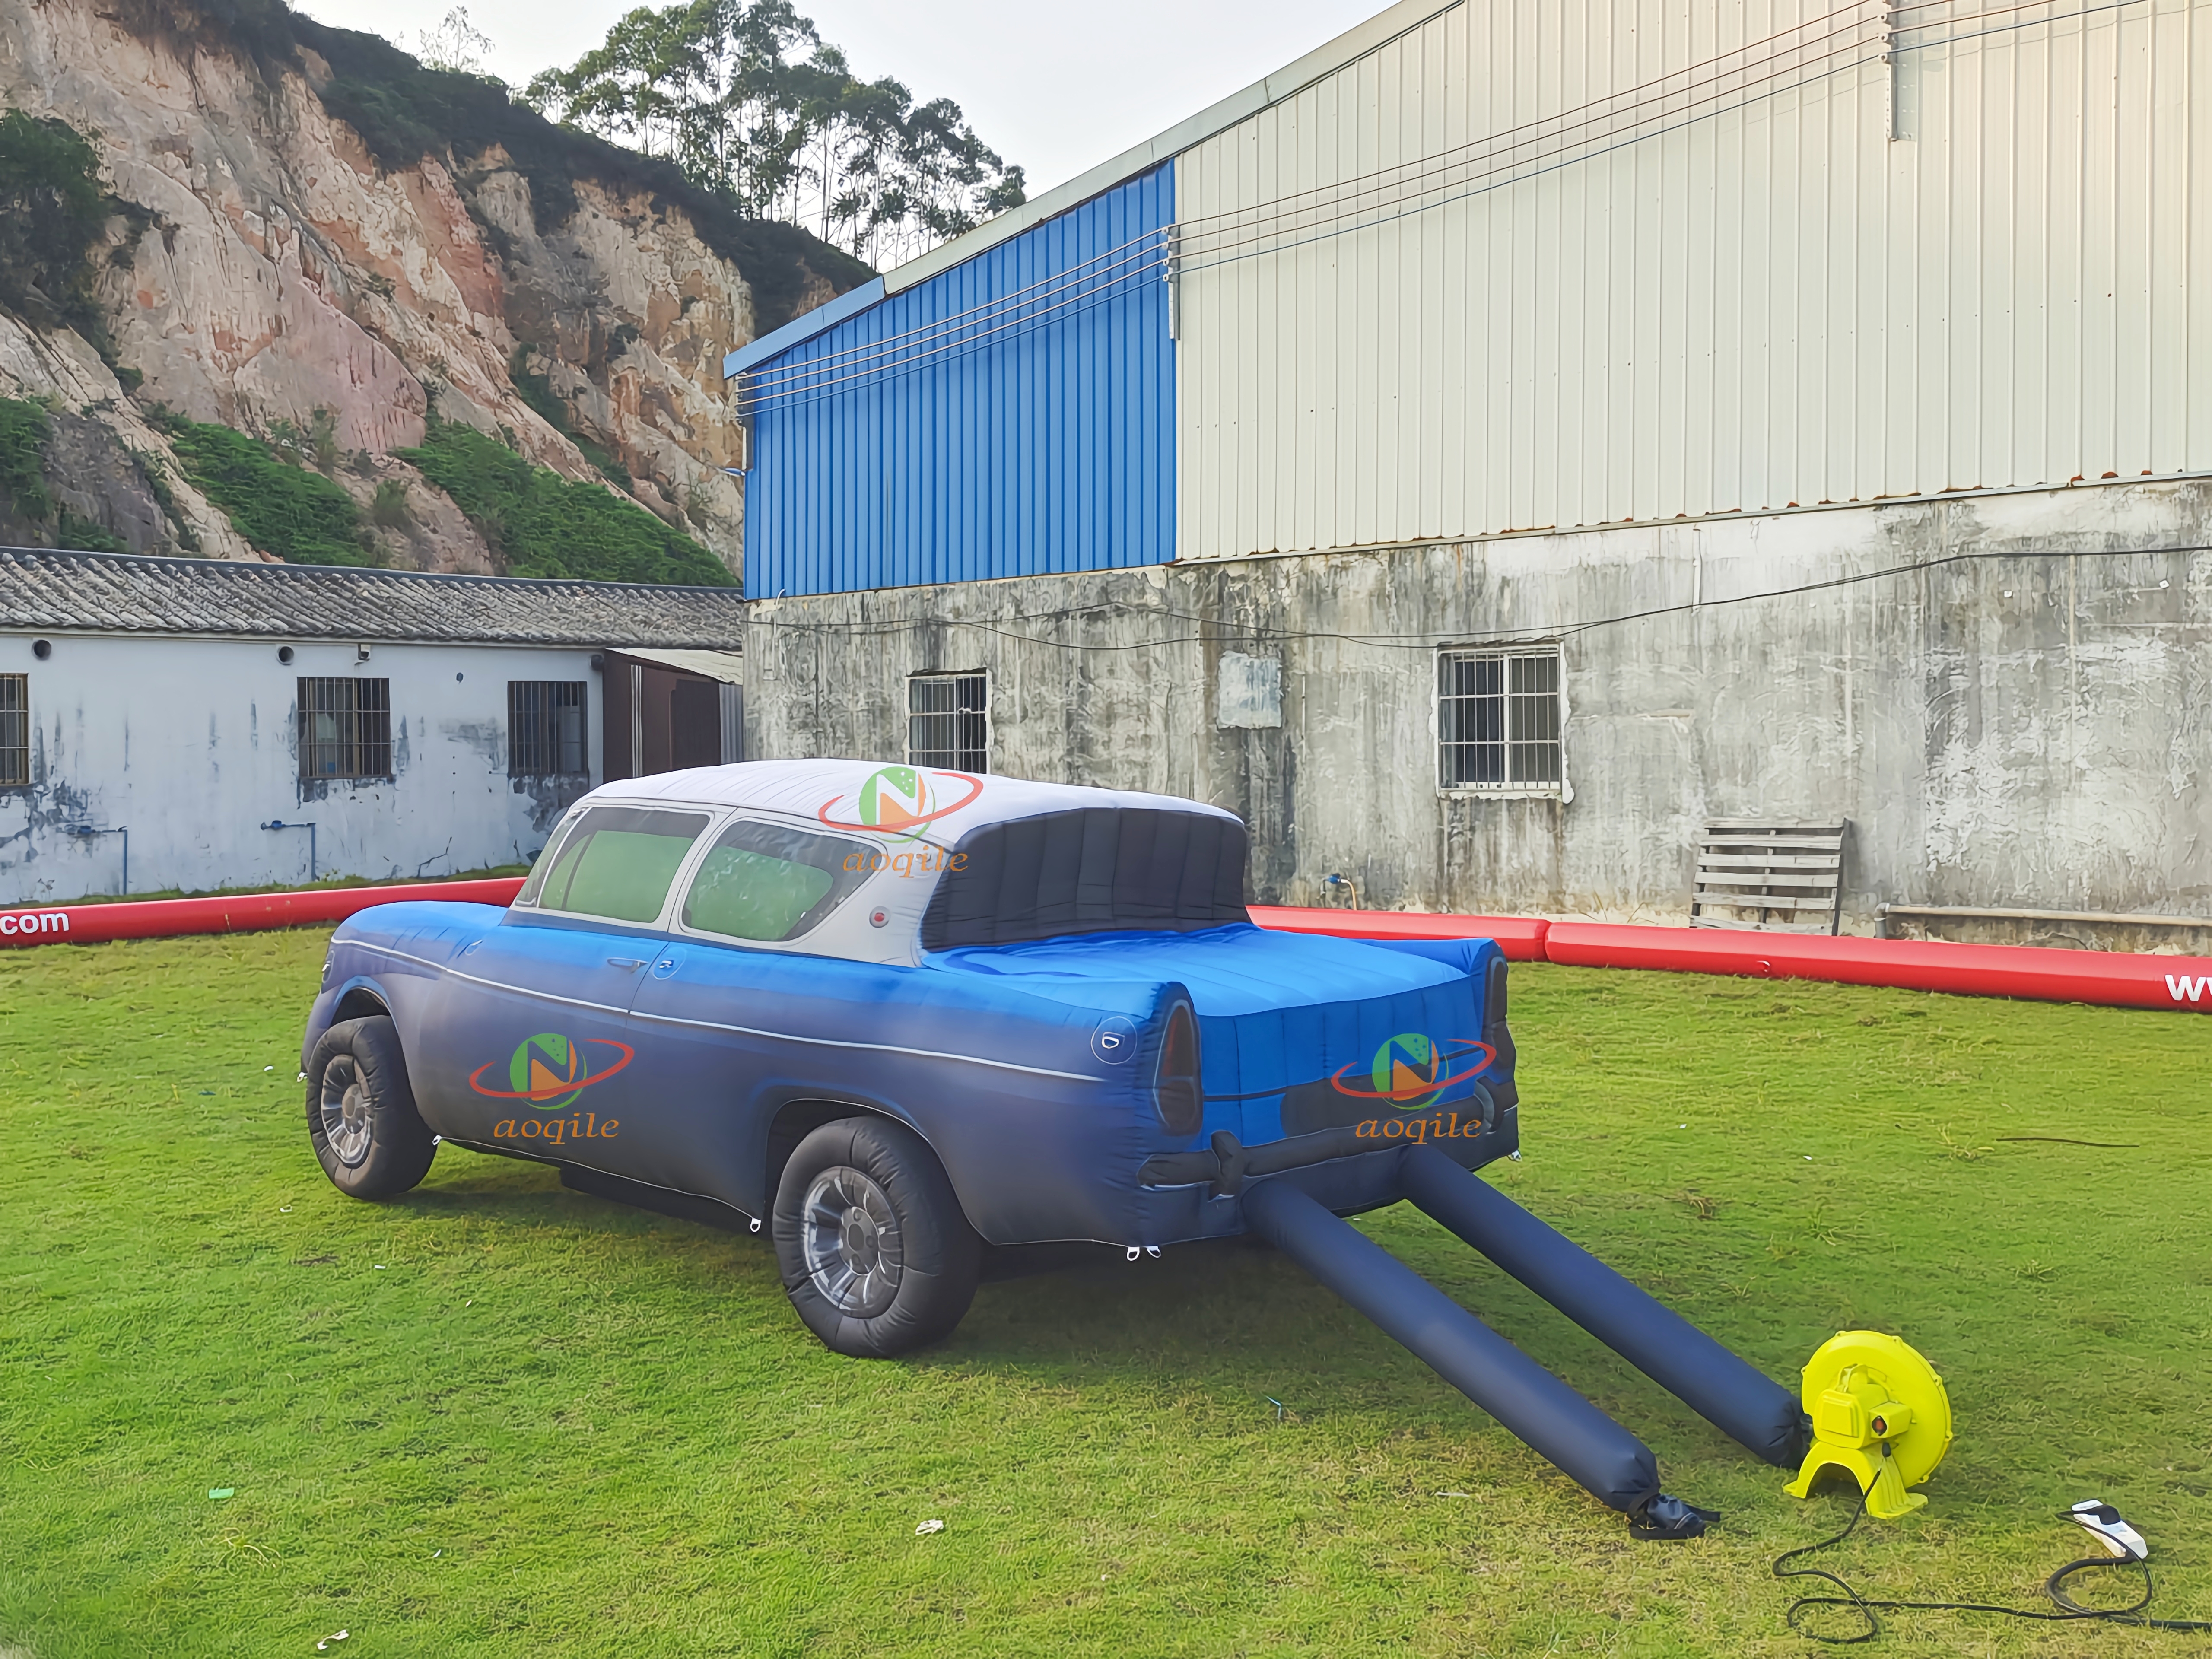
[1540, 922, 2212, 1013]
[1251, 905, 1552, 961]
[6, 881, 2206, 1014]
[0, 877, 527, 948]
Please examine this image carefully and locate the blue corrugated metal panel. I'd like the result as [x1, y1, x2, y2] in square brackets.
[741, 165, 1176, 597]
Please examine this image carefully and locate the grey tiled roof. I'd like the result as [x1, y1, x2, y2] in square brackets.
[0, 547, 747, 649]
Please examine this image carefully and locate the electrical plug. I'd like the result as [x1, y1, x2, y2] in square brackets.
[2064, 1500, 2148, 1562]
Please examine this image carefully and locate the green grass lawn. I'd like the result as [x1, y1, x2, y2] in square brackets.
[2, 933, 2207, 1657]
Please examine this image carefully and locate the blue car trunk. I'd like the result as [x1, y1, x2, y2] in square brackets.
[931, 924, 1510, 1147]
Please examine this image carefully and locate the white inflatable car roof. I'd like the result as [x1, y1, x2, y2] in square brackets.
[606, 758, 1240, 847]
[544, 760, 1245, 967]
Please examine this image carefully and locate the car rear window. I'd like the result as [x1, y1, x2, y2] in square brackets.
[521, 806, 712, 923]
[683, 819, 874, 942]
[920, 807, 1250, 949]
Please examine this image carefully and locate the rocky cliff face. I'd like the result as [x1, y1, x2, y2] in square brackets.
[0, 0, 864, 578]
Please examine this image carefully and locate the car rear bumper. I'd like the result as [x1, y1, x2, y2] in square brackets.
[1128, 1104, 1519, 1245]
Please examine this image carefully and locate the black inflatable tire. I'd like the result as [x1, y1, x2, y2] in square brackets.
[773, 1116, 981, 1357]
[305, 1015, 437, 1200]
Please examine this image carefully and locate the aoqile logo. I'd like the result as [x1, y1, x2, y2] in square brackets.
[1330, 1033, 1495, 1111]
[817, 766, 984, 839]
[469, 1032, 633, 1110]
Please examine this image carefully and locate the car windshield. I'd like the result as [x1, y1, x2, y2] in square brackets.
[683, 818, 875, 942]
[521, 805, 712, 923]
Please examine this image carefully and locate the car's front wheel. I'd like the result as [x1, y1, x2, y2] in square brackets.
[772, 1116, 981, 1357]
[305, 1015, 437, 1200]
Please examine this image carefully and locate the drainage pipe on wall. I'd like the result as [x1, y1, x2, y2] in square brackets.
[259, 819, 319, 882]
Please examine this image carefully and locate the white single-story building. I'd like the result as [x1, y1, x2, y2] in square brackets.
[0, 547, 746, 903]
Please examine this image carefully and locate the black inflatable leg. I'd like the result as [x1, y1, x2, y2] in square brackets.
[1244, 1177, 1665, 1516]
[1399, 1146, 1809, 1467]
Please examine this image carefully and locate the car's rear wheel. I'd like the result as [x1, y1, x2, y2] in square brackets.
[772, 1116, 980, 1357]
[305, 1015, 437, 1200]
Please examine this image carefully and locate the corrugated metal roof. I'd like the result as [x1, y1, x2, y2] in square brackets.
[616, 647, 745, 682]
[721, 0, 1461, 381]
[0, 547, 747, 648]
[741, 167, 1176, 597]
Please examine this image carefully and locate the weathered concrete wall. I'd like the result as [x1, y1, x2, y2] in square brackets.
[744, 478, 2212, 931]
[0, 635, 601, 903]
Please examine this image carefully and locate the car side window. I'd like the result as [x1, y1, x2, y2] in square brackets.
[682, 818, 875, 943]
[514, 807, 586, 907]
[525, 806, 712, 924]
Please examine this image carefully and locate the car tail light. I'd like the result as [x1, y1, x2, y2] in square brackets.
[1153, 1003, 1203, 1137]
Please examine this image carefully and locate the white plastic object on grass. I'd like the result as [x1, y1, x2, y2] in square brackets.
[315, 1633, 349, 1652]
[915, 1518, 945, 1535]
[2067, 1500, 2148, 1561]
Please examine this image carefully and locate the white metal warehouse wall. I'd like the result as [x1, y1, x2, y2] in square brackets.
[1174, 0, 2212, 560]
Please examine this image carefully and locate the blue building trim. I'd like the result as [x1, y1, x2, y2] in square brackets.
[738, 165, 1177, 597]
[723, 277, 887, 379]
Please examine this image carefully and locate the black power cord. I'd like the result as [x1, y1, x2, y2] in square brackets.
[1773, 1450, 2212, 1643]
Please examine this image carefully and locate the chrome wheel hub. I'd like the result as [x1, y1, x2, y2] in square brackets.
[319, 1055, 374, 1168]
[801, 1165, 904, 1317]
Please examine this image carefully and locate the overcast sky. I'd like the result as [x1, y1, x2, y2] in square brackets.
[293, 0, 1381, 197]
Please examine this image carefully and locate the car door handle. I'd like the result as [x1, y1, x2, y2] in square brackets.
[607, 957, 647, 969]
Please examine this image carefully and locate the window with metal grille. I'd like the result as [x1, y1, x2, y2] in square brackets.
[297, 677, 392, 781]
[908, 672, 988, 772]
[508, 680, 588, 775]
[1437, 647, 1564, 792]
[0, 674, 27, 788]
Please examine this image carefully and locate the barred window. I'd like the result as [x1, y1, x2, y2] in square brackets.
[508, 680, 588, 775]
[297, 677, 392, 781]
[1437, 648, 1563, 792]
[908, 672, 988, 772]
[0, 674, 26, 788]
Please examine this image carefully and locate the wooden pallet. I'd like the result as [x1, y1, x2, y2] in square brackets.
[1690, 822, 1848, 934]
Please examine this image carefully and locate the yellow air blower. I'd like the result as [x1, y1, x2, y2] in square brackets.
[1785, 1331, 1954, 1520]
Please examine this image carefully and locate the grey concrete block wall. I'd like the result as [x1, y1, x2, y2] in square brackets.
[743, 478, 2212, 930]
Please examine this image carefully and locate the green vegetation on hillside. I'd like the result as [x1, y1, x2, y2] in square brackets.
[0, 395, 129, 553]
[0, 396, 54, 520]
[0, 104, 148, 391]
[150, 409, 377, 567]
[398, 416, 734, 586]
[0, 108, 107, 336]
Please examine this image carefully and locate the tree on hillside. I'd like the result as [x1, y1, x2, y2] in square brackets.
[415, 7, 497, 77]
[522, 0, 1023, 269]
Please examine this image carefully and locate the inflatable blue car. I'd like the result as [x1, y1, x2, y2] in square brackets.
[300, 760, 1516, 1356]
